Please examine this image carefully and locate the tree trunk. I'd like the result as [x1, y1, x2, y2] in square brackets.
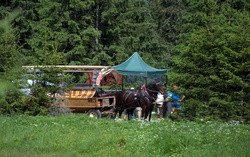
[95, 0, 99, 51]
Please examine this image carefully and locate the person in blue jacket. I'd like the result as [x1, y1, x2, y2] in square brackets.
[168, 84, 185, 113]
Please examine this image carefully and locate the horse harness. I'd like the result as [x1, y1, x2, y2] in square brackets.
[120, 86, 160, 109]
[121, 90, 141, 108]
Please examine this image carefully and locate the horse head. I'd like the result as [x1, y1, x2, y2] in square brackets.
[146, 82, 165, 94]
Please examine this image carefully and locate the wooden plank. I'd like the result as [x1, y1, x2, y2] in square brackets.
[22, 65, 112, 73]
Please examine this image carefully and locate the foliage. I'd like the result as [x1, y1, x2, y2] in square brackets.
[170, 0, 250, 122]
[0, 81, 49, 115]
[0, 9, 21, 73]
[0, 115, 249, 156]
[0, 8, 69, 115]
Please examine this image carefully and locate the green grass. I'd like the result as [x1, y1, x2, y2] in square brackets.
[0, 115, 249, 157]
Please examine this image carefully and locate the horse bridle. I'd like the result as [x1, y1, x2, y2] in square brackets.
[142, 88, 157, 102]
[146, 88, 163, 94]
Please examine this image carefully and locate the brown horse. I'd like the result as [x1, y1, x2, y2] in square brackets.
[113, 83, 165, 121]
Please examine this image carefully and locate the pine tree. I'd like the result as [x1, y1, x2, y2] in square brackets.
[100, 0, 168, 68]
[0, 9, 21, 74]
[171, 0, 250, 121]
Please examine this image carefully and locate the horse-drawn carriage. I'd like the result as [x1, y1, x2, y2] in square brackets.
[23, 52, 167, 120]
[61, 82, 165, 120]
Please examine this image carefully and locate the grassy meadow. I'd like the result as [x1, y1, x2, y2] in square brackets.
[0, 115, 249, 157]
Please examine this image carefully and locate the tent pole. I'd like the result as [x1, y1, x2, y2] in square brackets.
[165, 74, 168, 86]
[122, 75, 124, 90]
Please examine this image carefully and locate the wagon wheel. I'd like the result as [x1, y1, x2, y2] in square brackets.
[87, 109, 102, 119]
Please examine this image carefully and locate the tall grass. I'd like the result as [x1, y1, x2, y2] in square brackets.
[0, 115, 249, 157]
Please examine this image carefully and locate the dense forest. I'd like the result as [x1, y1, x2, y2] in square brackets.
[0, 0, 249, 122]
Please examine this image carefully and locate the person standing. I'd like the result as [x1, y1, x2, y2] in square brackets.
[156, 92, 164, 118]
[136, 107, 142, 119]
[162, 92, 172, 118]
[168, 85, 185, 113]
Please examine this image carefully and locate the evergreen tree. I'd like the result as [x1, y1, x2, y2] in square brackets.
[100, 0, 168, 68]
[0, 9, 21, 74]
[171, 0, 250, 121]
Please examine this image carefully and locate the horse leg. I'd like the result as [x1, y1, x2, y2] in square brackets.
[113, 111, 117, 119]
[127, 109, 131, 120]
[127, 109, 133, 120]
[113, 108, 119, 119]
[118, 109, 124, 119]
[148, 111, 151, 122]
[144, 109, 149, 121]
[148, 108, 153, 122]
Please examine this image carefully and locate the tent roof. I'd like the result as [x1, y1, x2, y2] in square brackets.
[113, 52, 167, 76]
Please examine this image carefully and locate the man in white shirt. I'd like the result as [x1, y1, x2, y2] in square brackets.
[156, 92, 164, 118]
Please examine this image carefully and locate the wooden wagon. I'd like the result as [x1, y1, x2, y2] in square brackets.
[62, 88, 116, 118]
[23, 65, 118, 118]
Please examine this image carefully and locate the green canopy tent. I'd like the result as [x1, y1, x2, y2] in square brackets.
[114, 52, 167, 76]
[113, 52, 167, 88]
